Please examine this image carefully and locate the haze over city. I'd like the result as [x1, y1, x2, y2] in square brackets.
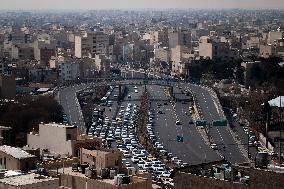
[0, 0, 284, 9]
[0, 0, 284, 189]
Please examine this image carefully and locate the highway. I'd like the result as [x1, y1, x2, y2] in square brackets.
[147, 85, 223, 165]
[56, 78, 248, 164]
[183, 83, 248, 164]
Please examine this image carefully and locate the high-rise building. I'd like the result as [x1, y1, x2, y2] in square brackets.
[75, 31, 109, 58]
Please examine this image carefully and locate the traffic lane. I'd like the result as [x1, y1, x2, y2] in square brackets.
[208, 119, 248, 164]
[154, 102, 213, 165]
[126, 85, 144, 101]
[229, 116, 257, 160]
[185, 84, 247, 163]
[58, 85, 86, 132]
[146, 85, 168, 101]
[175, 102, 222, 163]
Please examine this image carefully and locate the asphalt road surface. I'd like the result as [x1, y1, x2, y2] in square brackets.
[183, 83, 248, 164]
[147, 85, 223, 165]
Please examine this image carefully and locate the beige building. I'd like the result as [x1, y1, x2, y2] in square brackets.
[80, 148, 122, 173]
[199, 36, 214, 59]
[11, 43, 34, 60]
[267, 31, 283, 45]
[75, 31, 109, 58]
[171, 45, 193, 74]
[0, 145, 36, 171]
[34, 40, 56, 66]
[94, 54, 111, 73]
[0, 171, 59, 189]
[154, 47, 170, 63]
[27, 123, 102, 157]
[0, 74, 16, 99]
[259, 44, 274, 58]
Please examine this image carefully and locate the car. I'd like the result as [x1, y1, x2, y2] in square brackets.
[211, 143, 218, 150]
[134, 86, 138, 89]
[131, 156, 140, 163]
[176, 120, 181, 125]
[171, 156, 179, 162]
[128, 95, 131, 98]
[158, 110, 163, 114]
[162, 172, 171, 178]
[134, 90, 138, 93]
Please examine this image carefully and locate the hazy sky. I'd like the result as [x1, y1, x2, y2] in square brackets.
[0, 0, 284, 10]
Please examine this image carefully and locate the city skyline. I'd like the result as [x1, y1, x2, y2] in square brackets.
[0, 0, 284, 10]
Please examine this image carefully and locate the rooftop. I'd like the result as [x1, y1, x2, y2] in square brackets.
[0, 173, 57, 186]
[40, 122, 77, 129]
[0, 145, 35, 159]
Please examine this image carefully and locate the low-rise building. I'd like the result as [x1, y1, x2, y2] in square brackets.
[27, 123, 102, 157]
[80, 148, 122, 173]
[0, 145, 36, 171]
[0, 171, 59, 189]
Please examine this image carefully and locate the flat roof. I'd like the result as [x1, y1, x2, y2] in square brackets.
[0, 145, 35, 159]
[41, 123, 77, 129]
[0, 173, 57, 186]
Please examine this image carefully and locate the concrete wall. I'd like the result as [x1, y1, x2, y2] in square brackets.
[235, 165, 284, 189]
[59, 174, 151, 189]
[174, 172, 248, 189]
[175, 165, 284, 189]
[38, 157, 79, 170]
[27, 124, 74, 156]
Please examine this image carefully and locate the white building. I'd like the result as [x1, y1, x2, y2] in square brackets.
[27, 123, 102, 156]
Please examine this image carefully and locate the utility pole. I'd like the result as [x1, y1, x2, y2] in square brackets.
[279, 96, 282, 162]
[266, 112, 269, 149]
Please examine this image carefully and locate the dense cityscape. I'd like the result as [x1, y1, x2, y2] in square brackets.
[0, 6, 283, 189]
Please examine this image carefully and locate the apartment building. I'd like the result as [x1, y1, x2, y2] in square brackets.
[34, 40, 56, 66]
[154, 47, 170, 63]
[75, 31, 109, 58]
[94, 54, 111, 73]
[171, 45, 193, 75]
[11, 43, 34, 60]
[58, 61, 80, 81]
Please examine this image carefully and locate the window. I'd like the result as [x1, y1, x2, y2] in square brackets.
[66, 134, 71, 140]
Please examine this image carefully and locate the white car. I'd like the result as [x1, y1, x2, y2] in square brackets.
[131, 156, 140, 163]
[134, 90, 138, 93]
[211, 143, 218, 150]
